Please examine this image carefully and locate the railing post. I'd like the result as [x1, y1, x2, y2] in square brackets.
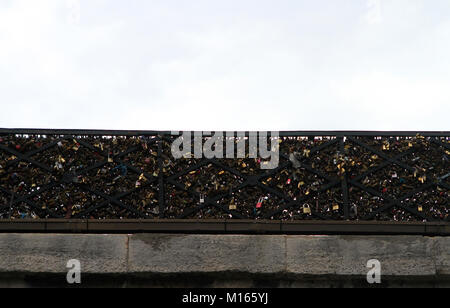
[157, 134, 165, 218]
[339, 136, 350, 220]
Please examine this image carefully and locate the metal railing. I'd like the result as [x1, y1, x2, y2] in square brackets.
[0, 129, 448, 225]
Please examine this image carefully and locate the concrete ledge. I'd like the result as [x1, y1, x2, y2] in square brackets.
[286, 235, 436, 276]
[0, 234, 127, 274]
[435, 237, 450, 275]
[128, 234, 286, 274]
[0, 234, 448, 287]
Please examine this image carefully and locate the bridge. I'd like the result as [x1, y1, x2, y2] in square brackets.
[0, 129, 448, 287]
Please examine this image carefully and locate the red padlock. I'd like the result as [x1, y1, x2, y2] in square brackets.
[256, 197, 263, 209]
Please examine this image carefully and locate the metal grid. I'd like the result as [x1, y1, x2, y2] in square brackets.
[0, 129, 448, 222]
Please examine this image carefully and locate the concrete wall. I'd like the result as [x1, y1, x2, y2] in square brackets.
[0, 234, 448, 287]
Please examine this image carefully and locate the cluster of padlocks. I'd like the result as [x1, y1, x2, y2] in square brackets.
[0, 131, 448, 221]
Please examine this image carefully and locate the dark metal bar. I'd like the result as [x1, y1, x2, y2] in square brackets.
[158, 135, 165, 219]
[1, 128, 449, 137]
[339, 137, 350, 220]
[0, 219, 448, 235]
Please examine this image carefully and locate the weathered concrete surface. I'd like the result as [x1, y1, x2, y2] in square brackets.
[286, 235, 437, 276]
[435, 237, 450, 275]
[0, 234, 127, 274]
[0, 234, 448, 287]
[128, 234, 286, 274]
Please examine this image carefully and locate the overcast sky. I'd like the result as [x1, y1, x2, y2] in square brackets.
[0, 0, 449, 131]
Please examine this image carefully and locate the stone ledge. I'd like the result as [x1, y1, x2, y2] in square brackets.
[286, 235, 437, 276]
[0, 234, 128, 274]
[128, 234, 286, 274]
[0, 234, 448, 280]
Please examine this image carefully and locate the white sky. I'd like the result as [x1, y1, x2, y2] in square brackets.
[0, 0, 449, 131]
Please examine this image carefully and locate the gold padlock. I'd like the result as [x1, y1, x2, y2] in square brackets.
[303, 149, 310, 157]
[139, 173, 147, 181]
[303, 205, 311, 214]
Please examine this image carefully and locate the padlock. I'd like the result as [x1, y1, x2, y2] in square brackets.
[229, 197, 237, 210]
[303, 205, 311, 214]
[256, 197, 263, 209]
[303, 149, 310, 157]
[54, 162, 63, 170]
[199, 194, 205, 204]
[58, 155, 65, 163]
[139, 173, 146, 181]
[332, 204, 339, 211]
